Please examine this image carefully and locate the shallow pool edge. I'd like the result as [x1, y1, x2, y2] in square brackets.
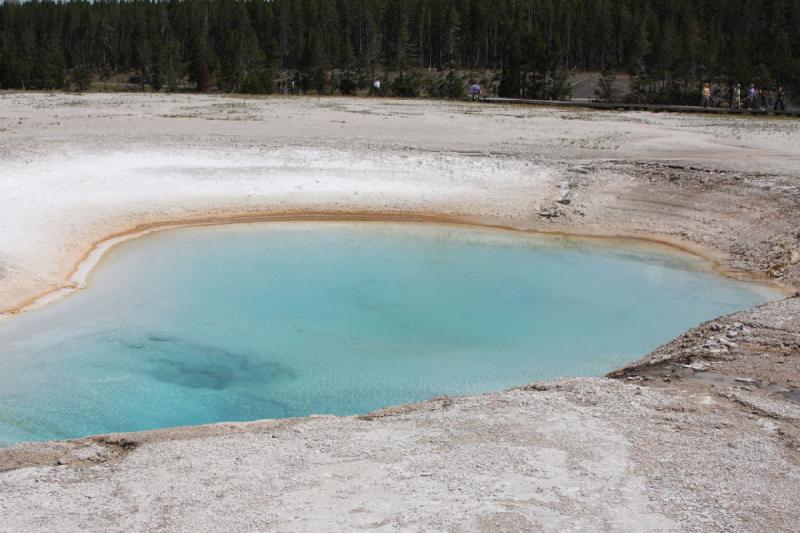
[1, 210, 793, 322]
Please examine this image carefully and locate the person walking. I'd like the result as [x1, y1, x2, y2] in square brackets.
[732, 83, 742, 109]
[470, 82, 482, 102]
[774, 86, 785, 111]
[747, 83, 757, 109]
[373, 79, 381, 96]
[760, 86, 769, 110]
[701, 82, 711, 108]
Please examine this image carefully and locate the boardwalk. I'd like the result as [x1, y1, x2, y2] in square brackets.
[484, 97, 800, 117]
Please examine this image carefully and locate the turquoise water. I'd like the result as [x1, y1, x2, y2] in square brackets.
[0, 222, 779, 444]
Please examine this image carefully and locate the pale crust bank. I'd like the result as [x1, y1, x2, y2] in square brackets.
[0, 93, 799, 532]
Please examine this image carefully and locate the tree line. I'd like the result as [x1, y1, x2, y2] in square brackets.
[1, 0, 798, 103]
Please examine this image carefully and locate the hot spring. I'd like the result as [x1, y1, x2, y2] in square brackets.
[0, 222, 780, 444]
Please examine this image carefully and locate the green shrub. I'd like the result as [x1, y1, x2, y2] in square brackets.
[443, 70, 464, 98]
[69, 66, 92, 92]
[241, 69, 275, 94]
[339, 77, 357, 95]
[391, 72, 421, 97]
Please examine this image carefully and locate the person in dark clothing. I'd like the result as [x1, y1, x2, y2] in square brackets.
[774, 86, 786, 111]
[760, 87, 769, 110]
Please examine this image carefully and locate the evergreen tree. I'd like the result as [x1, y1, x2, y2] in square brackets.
[0, 0, 797, 101]
[596, 67, 619, 102]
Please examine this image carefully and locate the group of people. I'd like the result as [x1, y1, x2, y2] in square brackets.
[371, 78, 483, 100]
[702, 82, 787, 111]
[277, 79, 296, 95]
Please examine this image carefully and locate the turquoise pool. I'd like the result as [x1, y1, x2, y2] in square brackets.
[0, 222, 780, 444]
